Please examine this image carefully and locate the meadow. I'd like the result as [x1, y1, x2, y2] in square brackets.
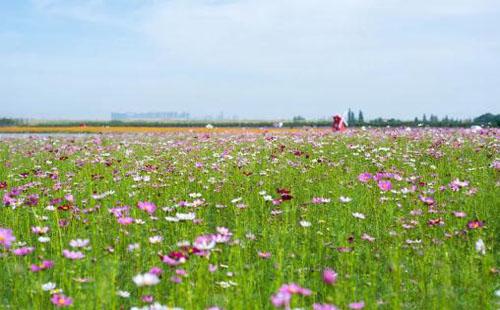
[0, 128, 498, 310]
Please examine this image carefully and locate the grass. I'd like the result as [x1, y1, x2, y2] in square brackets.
[0, 128, 498, 309]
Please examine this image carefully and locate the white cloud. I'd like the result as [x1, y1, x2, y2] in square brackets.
[141, 0, 499, 75]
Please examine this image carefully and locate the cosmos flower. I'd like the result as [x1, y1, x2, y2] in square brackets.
[452, 211, 467, 218]
[313, 304, 338, 310]
[149, 236, 163, 244]
[62, 249, 85, 260]
[475, 239, 486, 255]
[161, 252, 187, 266]
[117, 217, 134, 225]
[312, 197, 331, 204]
[41, 282, 56, 291]
[419, 195, 435, 206]
[361, 233, 375, 242]
[51, 294, 73, 307]
[12, 246, 34, 256]
[31, 260, 54, 272]
[377, 180, 392, 191]
[69, 239, 90, 248]
[133, 273, 160, 287]
[0, 228, 16, 249]
[352, 212, 366, 220]
[31, 226, 50, 235]
[117, 290, 130, 298]
[349, 301, 365, 309]
[322, 268, 337, 285]
[137, 201, 157, 214]
[194, 235, 216, 250]
[271, 283, 311, 308]
[258, 251, 271, 259]
[357, 173, 372, 183]
[467, 220, 484, 230]
[339, 196, 352, 203]
[299, 220, 311, 227]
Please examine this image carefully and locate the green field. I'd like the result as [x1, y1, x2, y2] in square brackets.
[0, 128, 498, 309]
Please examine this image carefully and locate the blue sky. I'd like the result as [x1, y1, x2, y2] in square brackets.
[0, 0, 499, 120]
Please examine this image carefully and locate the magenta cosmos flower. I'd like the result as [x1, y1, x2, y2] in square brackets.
[467, 220, 484, 230]
[377, 180, 392, 191]
[51, 294, 73, 307]
[137, 201, 157, 214]
[323, 268, 338, 285]
[0, 228, 16, 249]
[12, 246, 35, 256]
[357, 173, 372, 183]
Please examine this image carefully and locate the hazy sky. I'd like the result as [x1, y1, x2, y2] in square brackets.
[0, 0, 499, 120]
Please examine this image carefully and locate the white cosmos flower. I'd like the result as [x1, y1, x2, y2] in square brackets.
[175, 212, 195, 221]
[42, 282, 56, 291]
[133, 273, 160, 287]
[38, 236, 51, 243]
[299, 220, 311, 227]
[352, 212, 366, 219]
[149, 236, 163, 244]
[475, 239, 486, 255]
[339, 196, 352, 203]
[116, 290, 130, 298]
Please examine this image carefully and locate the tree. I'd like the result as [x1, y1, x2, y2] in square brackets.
[347, 109, 356, 125]
[292, 115, 306, 122]
[422, 114, 427, 123]
[358, 110, 364, 124]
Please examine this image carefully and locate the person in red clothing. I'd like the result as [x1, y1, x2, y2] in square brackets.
[332, 114, 347, 131]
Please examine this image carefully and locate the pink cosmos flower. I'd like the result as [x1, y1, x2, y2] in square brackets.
[149, 266, 163, 276]
[258, 251, 271, 259]
[62, 249, 85, 260]
[361, 233, 375, 242]
[357, 173, 372, 183]
[0, 228, 16, 249]
[137, 201, 157, 214]
[313, 304, 338, 310]
[419, 195, 435, 205]
[271, 291, 291, 308]
[208, 264, 218, 272]
[117, 217, 134, 225]
[312, 197, 331, 204]
[322, 268, 337, 285]
[271, 283, 311, 308]
[452, 211, 466, 218]
[194, 235, 216, 250]
[51, 294, 73, 307]
[377, 180, 392, 191]
[349, 301, 365, 309]
[12, 246, 34, 256]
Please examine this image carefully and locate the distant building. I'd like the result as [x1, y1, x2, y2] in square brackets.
[111, 112, 190, 121]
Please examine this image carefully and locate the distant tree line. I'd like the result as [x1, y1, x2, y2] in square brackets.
[0, 112, 498, 128]
[0, 118, 26, 126]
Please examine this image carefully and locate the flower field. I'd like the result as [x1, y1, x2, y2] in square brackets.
[0, 128, 498, 309]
